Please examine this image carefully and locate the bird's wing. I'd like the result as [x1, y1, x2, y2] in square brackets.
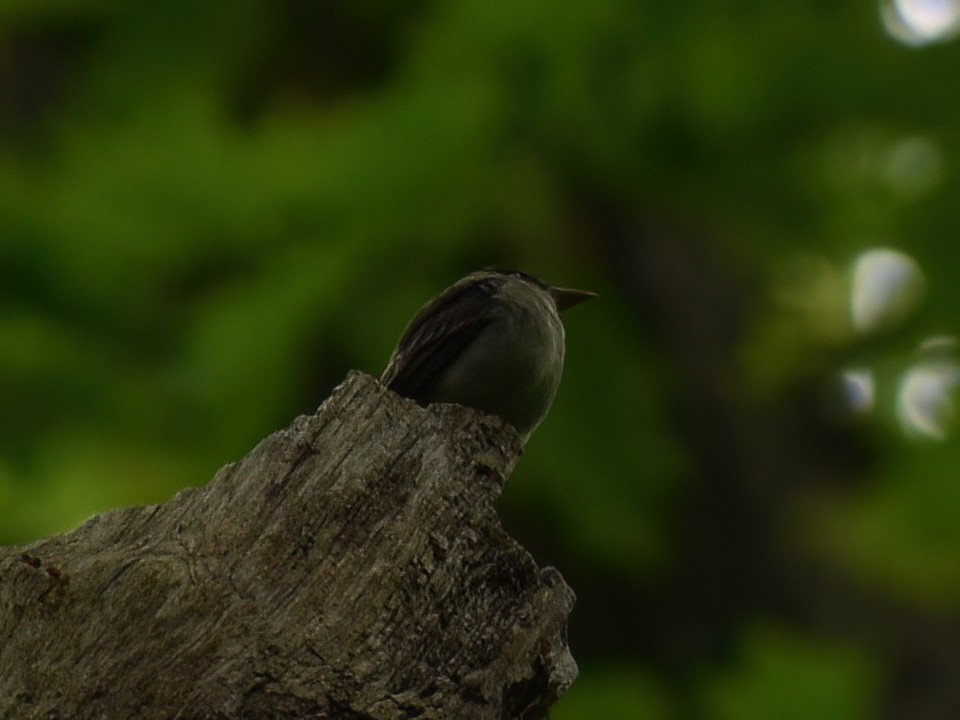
[381, 275, 500, 401]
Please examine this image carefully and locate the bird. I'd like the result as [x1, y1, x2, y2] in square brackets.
[381, 268, 596, 443]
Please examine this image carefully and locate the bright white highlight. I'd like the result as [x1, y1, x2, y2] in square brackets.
[897, 361, 960, 439]
[841, 369, 876, 414]
[850, 248, 925, 333]
[882, 0, 960, 46]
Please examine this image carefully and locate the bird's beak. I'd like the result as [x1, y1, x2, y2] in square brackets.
[549, 285, 598, 311]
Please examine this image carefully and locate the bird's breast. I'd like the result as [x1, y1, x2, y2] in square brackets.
[426, 303, 565, 440]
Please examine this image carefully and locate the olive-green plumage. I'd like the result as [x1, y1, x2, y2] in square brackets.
[381, 269, 595, 443]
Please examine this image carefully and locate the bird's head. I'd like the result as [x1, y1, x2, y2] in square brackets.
[483, 267, 597, 311]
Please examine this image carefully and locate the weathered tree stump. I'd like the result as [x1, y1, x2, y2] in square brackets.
[0, 371, 577, 719]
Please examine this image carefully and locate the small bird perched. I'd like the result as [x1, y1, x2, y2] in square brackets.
[381, 268, 596, 443]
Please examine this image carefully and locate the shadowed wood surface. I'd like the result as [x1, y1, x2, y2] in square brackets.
[0, 371, 576, 719]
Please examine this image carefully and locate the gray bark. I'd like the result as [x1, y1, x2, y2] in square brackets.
[0, 371, 577, 719]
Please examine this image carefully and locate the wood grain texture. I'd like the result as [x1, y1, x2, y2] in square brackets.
[0, 371, 576, 720]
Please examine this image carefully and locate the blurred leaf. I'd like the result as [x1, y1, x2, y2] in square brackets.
[702, 624, 880, 720]
[553, 664, 671, 720]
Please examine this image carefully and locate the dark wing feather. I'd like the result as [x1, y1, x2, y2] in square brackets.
[381, 275, 501, 401]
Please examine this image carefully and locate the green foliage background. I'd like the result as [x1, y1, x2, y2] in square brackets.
[3, 0, 960, 717]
